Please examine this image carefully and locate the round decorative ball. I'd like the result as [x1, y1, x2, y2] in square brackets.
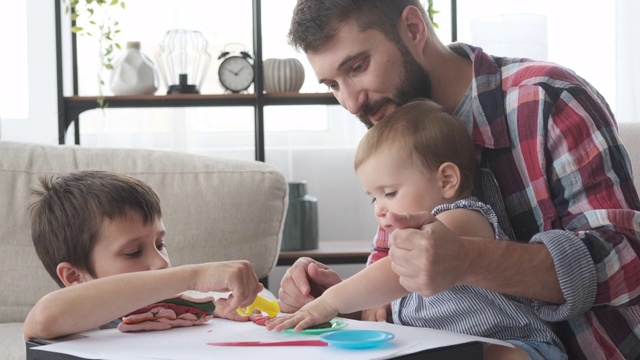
[263, 58, 305, 93]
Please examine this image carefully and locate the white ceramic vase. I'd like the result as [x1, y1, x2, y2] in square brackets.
[263, 58, 305, 93]
[109, 41, 159, 95]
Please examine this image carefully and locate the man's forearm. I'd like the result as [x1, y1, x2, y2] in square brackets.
[461, 237, 565, 304]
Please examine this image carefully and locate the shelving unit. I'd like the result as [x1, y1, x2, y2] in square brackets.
[53, 0, 338, 162]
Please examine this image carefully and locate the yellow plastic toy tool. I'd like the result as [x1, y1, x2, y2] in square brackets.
[236, 295, 280, 318]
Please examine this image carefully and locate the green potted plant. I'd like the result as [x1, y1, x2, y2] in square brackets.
[427, 0, 440, 28]
[64, 0, 126, 107]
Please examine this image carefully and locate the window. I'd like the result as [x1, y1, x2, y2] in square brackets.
[454, 0, 616, 112]
[0, 1, 29, 120]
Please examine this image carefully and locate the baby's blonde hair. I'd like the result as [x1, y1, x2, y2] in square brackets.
[354, 99, 476, 199]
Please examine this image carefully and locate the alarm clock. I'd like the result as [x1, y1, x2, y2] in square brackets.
[218, 49, 254, 93]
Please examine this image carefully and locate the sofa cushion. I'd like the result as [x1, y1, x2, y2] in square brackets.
[0, 323, 26, 359]
[0, 141, 287, 325]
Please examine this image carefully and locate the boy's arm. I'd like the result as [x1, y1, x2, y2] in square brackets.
[24, 261, 261, 340]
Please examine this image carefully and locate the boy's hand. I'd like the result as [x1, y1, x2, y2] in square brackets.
[212, 298, 252, 321]
[118, 294, 216, 332]
[192, 260, 263, 316]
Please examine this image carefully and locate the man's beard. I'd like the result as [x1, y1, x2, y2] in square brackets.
[357, 43, 432, 129]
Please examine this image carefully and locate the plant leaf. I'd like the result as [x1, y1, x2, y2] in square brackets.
[71, 26, 83, 32]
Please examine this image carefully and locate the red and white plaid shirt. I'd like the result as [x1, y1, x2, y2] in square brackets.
[368, 43, 640, 360]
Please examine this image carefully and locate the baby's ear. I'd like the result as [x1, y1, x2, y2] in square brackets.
[56, 262, 92, 287]
[437, 162, 461, 199]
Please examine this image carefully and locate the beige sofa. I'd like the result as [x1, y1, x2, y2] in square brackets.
[0, 142, 287, 360]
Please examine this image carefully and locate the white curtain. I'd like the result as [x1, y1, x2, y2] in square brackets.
[616, 0, 640, 123]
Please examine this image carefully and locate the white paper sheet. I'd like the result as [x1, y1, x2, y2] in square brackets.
[32, 317, 512, 360]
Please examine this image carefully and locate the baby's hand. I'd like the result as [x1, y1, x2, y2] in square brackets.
[265, 297, 337, 332]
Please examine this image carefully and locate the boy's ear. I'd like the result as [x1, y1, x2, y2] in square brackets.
[56, 262, 92, 287]
[437, 162, 461, 200]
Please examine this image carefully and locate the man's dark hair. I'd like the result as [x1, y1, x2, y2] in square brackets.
[288, 0, 429, 53]
[30, 170, 162, 287]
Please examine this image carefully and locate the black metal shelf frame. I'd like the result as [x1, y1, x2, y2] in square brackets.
[53, 0, 338, 162]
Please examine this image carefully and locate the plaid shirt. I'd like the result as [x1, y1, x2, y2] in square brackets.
[368, 43, 640, 359]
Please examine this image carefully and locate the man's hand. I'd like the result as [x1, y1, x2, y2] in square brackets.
[387, 211, 470, 297]
[278, 257, 342, 313]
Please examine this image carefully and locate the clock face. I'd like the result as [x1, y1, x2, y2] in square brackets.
[218, 56, 254, 92]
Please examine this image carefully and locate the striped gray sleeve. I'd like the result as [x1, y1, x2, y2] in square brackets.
[529, 229, 596, 321]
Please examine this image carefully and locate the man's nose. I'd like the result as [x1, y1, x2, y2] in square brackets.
[337, 82, 365, 115]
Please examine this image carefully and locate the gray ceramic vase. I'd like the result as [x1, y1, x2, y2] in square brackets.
[281, 181, 318, 250]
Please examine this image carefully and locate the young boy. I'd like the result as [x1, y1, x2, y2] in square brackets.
[24, 170, 263, 340]
[267, 100, 566, 360]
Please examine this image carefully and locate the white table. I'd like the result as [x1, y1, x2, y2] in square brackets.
[27, 316, 514, 360]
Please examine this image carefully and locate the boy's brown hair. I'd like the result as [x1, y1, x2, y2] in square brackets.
[30, 170, 162, 287]
[354, 99, 476, 199]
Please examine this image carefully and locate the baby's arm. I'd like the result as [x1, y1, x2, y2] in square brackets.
[24, 260, 261, 340]
[266, 257, 408, 332]
[436, 208, 495, 239]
